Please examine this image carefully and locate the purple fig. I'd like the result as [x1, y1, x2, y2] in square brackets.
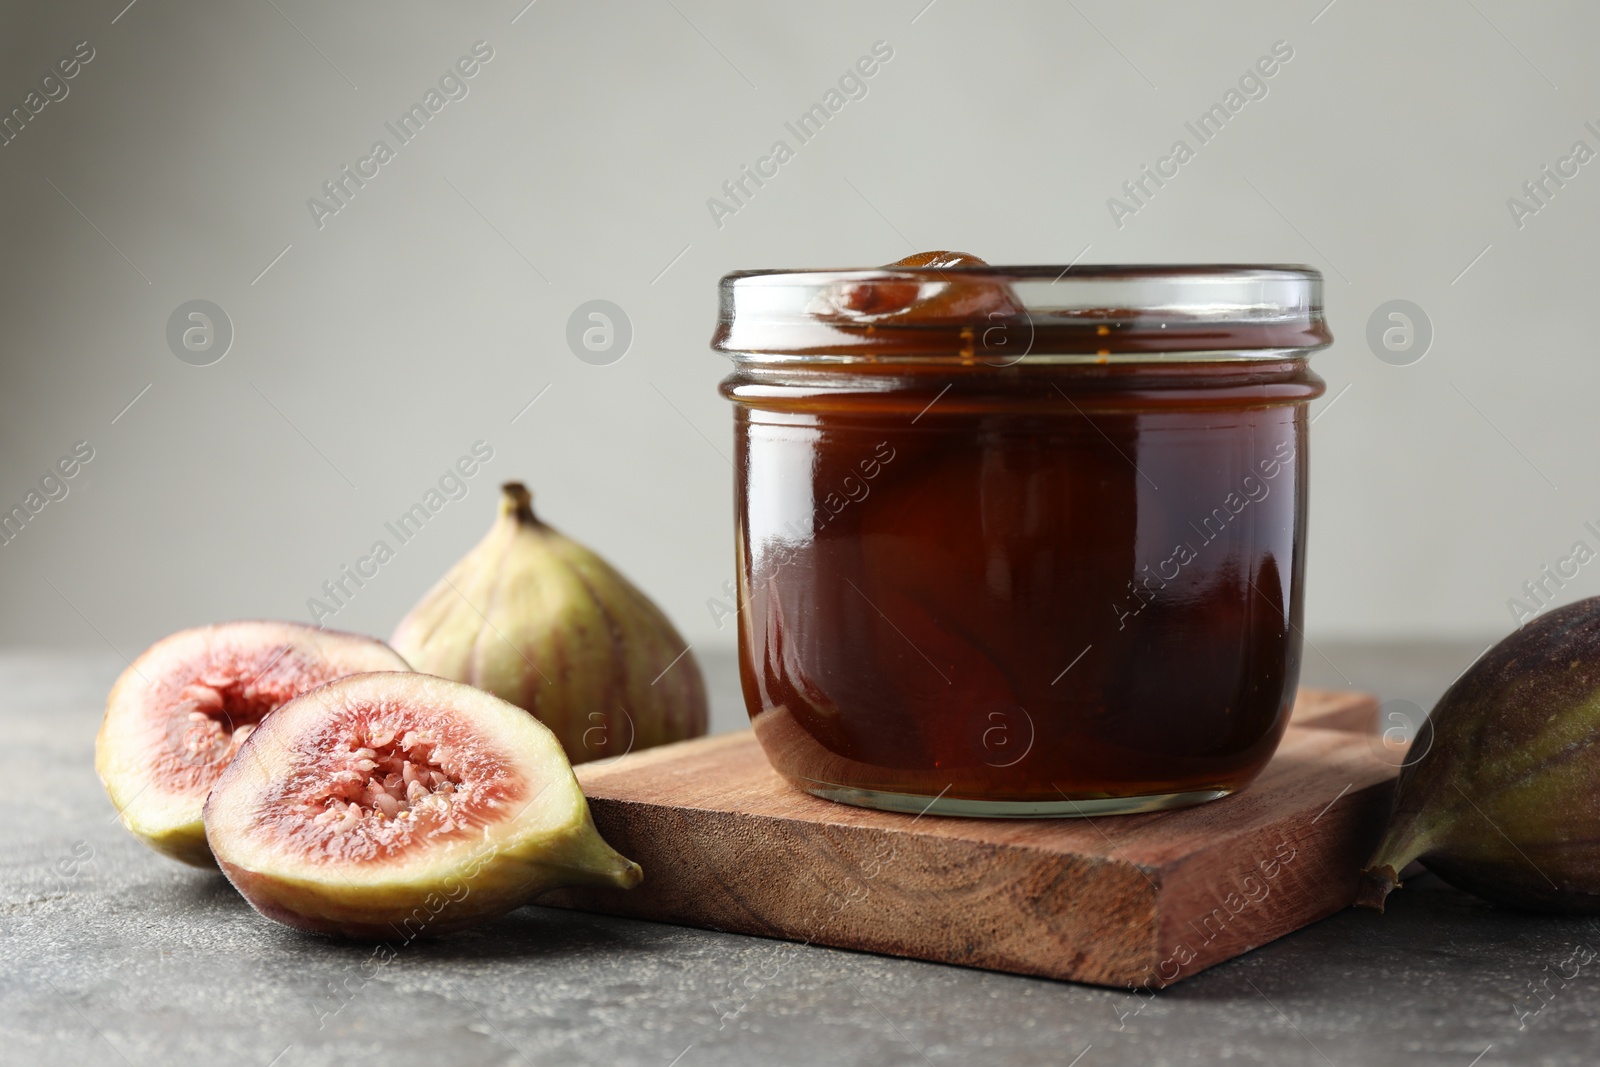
[1360, 597, 1600, 913]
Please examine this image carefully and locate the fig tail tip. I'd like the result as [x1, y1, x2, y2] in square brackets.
[1356, 864, 1400, 912]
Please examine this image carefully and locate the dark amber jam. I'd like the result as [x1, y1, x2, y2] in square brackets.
[716, 260, 1329, 816]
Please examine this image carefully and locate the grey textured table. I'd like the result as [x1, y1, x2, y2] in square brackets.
[6, 643, 1598, 1067]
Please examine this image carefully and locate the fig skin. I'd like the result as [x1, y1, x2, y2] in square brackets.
[203, 672, 642, 939]
[95, 621, 410, 867]
[390, 483, 707, 764]
[1360, 596, 1600, 913]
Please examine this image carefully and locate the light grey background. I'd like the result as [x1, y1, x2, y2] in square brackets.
[2, 0, 1596, 661]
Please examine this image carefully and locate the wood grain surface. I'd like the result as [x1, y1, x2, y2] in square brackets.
[544, 689, 1394, 988]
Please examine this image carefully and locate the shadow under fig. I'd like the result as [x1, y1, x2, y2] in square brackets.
[395, 903, 655, 964]
[220, 896, 662, 968]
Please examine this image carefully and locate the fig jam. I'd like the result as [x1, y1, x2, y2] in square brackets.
[715, 261, 1330, 816]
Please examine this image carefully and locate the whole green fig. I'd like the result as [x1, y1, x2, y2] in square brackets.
[390, 483, 707, 765]
[1360, 596, 1600, 913]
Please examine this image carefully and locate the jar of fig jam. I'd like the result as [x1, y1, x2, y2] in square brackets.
[715, 256, 1330, 817]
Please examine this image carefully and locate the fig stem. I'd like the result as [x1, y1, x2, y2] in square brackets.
[1356, 864, 1400, 912]
[1359, 822, 1431, 913]
[500, 482, 538, 525]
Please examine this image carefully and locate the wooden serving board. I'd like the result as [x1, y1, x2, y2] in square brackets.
[544, 689, 1395, 988]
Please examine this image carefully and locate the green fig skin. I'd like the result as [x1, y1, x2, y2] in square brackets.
[390, 483, 708, 765]
[1360, 597, 1600, 913]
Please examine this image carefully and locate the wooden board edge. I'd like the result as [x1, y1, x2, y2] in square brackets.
[552, 687, 1396, 990]
[543, 797, 1168, 989]
[1146, 774, 1395, 986]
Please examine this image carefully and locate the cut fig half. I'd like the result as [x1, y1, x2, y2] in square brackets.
[203, 672, 642, 940]
[95, 621, 410, 867]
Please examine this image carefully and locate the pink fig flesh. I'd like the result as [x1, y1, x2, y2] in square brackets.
[95, 621, 410, 866]
[204, 672, 642, 940]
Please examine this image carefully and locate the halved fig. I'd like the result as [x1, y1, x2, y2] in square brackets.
[203, 672, 642, 939]
[95, 621, 410, 867]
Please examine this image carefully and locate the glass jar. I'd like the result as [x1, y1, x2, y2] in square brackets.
[715, 263, 1330, 817]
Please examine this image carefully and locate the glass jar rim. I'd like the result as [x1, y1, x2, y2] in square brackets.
[714, 262, 1330, 364]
